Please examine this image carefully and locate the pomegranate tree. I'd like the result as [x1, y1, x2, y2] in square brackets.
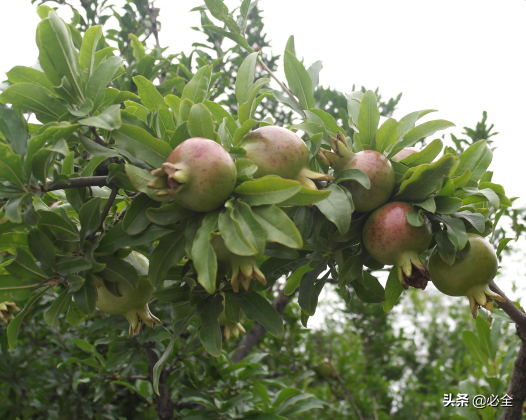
[321, 132, 395, 212]
[362, 202, 432, 289]
[211, 235, 266, 293]
[429, 233, 505, 318]
[240, 125, 333, 190]
[148, 137, 237, 212]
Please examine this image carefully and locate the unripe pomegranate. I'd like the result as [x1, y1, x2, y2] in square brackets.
[320, 132, 395, 212]
[314, 361, 335, 378]
[96, 275, 160, 337]
[362, 202, 432, 289]
[429, 233, 505, 318]
[211, 235, 266, 293]
[391, 147, 420, 162]
[219, 293, 246, 340]
[240, 126, 333, 190]
[148, 138, 237, 212]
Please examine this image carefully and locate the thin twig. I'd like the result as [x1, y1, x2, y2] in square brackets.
[86, 187, 119, 242]
[257, 57, 306, 119]
[489, 281, 526, 328]
[327, 359, 364, 420]
[43, 176, 109, 192]
[89, 127, 107, 147]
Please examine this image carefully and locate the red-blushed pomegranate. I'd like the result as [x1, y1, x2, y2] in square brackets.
[362, 202, 432, 289]
[429, 233, 505, 318]
[148, 137, 236, 212]
[96, 276, 160, 337]
[211, 235, 266, 293]
[392, 147, 420, 162]
[218, 293, 246, 340]
[320, 132, 395, 212]
[240, 125, 333, 190]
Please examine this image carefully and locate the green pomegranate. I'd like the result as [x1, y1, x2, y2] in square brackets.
[240, 125, 333, 190]
[314, 361, 335, 378]
[429, 233, 504, 318]
[219, 293, 246, 340]
[96, 253, 160, 337]
[391, 147, 420, 162]
[148, 137, 237, 212]
[362, 202, 432, 289]
[320, 132, 395, 212]
[211, 235, 266, 293]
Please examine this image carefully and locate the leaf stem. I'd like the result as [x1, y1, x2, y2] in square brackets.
[257, 56, 306, 119]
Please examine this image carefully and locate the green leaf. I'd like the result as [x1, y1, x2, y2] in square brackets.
[198, 294, 223, 357]
[395, 120, 454, 153]
[181, 65, 212, 104]
[97, 257, 139, 289]
[187, 103, 215, 140]
[202, 25, 253, 52]
[128, 33, 145, 61]
[204, 0, 239, 32]
[152, 310, 194, 395]
[219, 204, 259, 256]
[233, 118, 259, 146]
[475, 316, 493, 360]
[0, 232, 28, 254]
[395, 154, 458, 202]
[79, 135, 119, 158]
[434, 196, 463, 214]
[252, 205, 303, 249]
[0, 84, 67, 123]
[283, 50, 314, 111]
[356, 90, 380, 148]
[146, 202, 194, 225]
[462, 330, 489, 365]
[149, 227, 186, 286]
[398, 139, 443, 167]
[450, 211, 485, 233]
[407, 211, 424, 227]
[305, 109, 340, 135]
[114, 125, 172, 168]
[224, 292, 241, 322]
[0, 142, 26, 190]
[0, 104, 28, 157]
[78, 104, 122, 131]
[376, 118, 400, 153]
[191, 212, 220, 294]
[6, 66, 56, 97]
[460, 187, 500, 209]
[6, 248, 47, 280]
[122, 194, 160, 235]
[7, 288, 49, 350]
[27, 228, 55, 269]
[276, 187, 331, 207]
[38, 210, 79, 237]
[396, 109, 437, 141]
[73, 272, 97, 315]
[350, 277, 384, 303]
[383, 266, 404, 312]
[298, 262, 327, 316]
[226, 200, 266, 256]
[234, 292, 284, 338]
[238, 78, 270, 124]
[437, 215, 469, 250]
[55, 256, 92, 276]
[497, 238, 513, 257]
[37, 11, 82, 100]
[235, 52, 259, 105]
[314, 184, 351, 235]
[78, 197, 101, 243]
[44, 289, 71, 328]
[96, 223, 172, 254]
[79, 25, 102, 83]
[133, 75, 166, 111]
[334, 168, 370, 189]
[453, 140, 493, 182]
[86, 56, 123, 113]
[284, 263, 313, 296]
[235, 177, 302, 206]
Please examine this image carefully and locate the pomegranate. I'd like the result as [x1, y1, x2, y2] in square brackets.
[429, 233, 505, 318]
[96, 273, 160, 337]
[147, 137, 237, 212]
[314, 361, 335, 378]
[211, 235, 266, 293]
[320, 132, 395, 212]
[391, 147, 420, 162]
[362, 202, 432, 289]
[219, 294, 246, 340]
[240, 125, 333, 190]
[0, 301, 20, 324]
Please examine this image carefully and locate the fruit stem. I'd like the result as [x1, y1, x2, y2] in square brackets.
[257, 56, 306, 119]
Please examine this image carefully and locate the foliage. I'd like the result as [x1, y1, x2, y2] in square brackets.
[0, 1, 523, 419]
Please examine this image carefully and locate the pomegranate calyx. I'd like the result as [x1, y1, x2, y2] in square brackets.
[467, 285, 505, 318]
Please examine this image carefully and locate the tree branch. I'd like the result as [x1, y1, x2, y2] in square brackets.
[231, 288, 291, 363]
[145, 345, 174, 420]
[328, 359, 364, 420]
[257, 57, 306, 119]
[489, 281, 526, 328]
[45, 176, 109, 191]
[500, 324, 526, 420]
[86, 186, 119, 242]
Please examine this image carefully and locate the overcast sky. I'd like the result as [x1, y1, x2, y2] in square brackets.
[1, 0, 525, 304]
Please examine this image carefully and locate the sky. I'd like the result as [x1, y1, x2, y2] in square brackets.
[0, 0, 525, 310]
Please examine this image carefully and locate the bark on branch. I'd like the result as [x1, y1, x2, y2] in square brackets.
[44, 176, 110, 191]
[500, 324, 526, 420]
[231, 289, 291, 363]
